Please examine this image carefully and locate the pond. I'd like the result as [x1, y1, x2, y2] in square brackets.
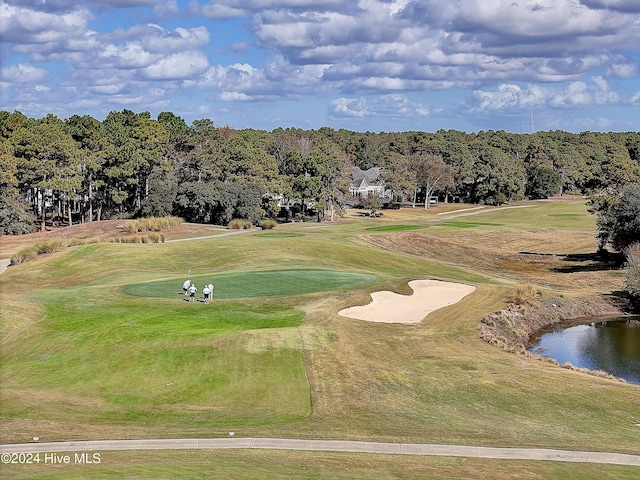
[528, 317, 640, 385]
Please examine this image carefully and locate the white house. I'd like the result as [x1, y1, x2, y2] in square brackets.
[349, 167, 386, 198]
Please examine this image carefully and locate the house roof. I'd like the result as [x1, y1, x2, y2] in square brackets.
[351, 167, 381, 188]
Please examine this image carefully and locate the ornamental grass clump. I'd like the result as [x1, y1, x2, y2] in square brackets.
[510, 284, 543, 307]
[260, 219, 278, 230]
[112, 233, 165, 244]
[228, 218, 252, 229]
[124, 216, 182, 233]
[10, 239, 68, 265]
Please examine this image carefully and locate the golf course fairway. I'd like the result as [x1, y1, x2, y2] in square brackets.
[1, 200, 639, 479]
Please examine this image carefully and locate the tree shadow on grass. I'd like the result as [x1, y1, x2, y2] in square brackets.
[519, 251, 625, 273]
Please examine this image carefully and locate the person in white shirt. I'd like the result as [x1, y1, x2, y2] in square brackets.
[188, 284, 197, 302]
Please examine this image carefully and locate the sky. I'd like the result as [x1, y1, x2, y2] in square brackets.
[1, 0, 639, 133]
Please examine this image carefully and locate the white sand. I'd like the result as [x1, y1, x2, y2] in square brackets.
[338, 280, 476, 323]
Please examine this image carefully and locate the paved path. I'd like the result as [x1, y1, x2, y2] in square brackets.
[0, 258, 9, 275]
[1, 438, 638, 466]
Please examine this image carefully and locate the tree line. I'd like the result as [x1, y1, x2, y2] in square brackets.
[1, 109, 639, 251]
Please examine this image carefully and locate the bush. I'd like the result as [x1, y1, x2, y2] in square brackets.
[11, 247, 37, 265]
[10, 239, 68, 265]
[510, 284, 543, 307]
[148, 232, 165, 243]
[228, 218, 252, 230]
[260, 219, 278, 230]
[111, 235, 141, 243]
[624, 242, 640, 307]
[124, 216, 182, 233]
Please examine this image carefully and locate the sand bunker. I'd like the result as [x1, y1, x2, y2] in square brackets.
[338, 280, 476, 323]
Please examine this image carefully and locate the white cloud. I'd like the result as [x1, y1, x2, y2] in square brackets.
[607, 62, 637, 78]
[331, 94, 429, 119]
[472, 76, 622, 113]
[140, 26, 210, 54]
[96, 43, 161, 68]
[0, 63, 49, 83]
[2, 0, 638, 131]
[331, 97, 372, 117]
[580, 0, 640, 13]
[218, 91, 253, 101]
[0, 3, 91, 44]
[142, 51, 210, 80]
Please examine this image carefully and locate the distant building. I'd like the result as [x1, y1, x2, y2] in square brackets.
[349, 167, 386, 198]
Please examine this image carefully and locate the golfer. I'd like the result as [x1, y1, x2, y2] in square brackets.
[202, 285, 211, 304]
[208, 283, 214, 300]
[188, 284, 197, 302]
[182, 279, 191, 295]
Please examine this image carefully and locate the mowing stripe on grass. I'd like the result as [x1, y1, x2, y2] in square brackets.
[253, 233, 305, 237]
[366, 225, 428, 232]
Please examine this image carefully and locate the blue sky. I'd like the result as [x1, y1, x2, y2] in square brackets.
[1, 0, 639, 133]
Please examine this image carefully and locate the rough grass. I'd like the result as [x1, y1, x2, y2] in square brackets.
[1, 200, 639, 471]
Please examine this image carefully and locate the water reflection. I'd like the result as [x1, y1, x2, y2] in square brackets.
[529, 318, 640, 385]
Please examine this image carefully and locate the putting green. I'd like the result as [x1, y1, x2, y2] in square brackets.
[124, 269, 377, 299]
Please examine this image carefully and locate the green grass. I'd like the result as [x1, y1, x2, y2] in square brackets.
[1, 199, 639, 479]
[436, 221, 504, 228]
[124, 269, 377, 299]
[1, 285, 309, 428]
[253, 232, 304, 237]
[548, 213, 586, 217]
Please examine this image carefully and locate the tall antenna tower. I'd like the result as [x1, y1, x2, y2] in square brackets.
[530, 111, 535, 133]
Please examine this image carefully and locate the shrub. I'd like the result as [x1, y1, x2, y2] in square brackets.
[111, 235, 143, 243]
[228, 218, 252, 230]
[10, 239, 68, 265]
[624, 242, 640, 307]
[260, 219, 278, 230]
[11, 248, 37, 265]
[148, 232, 165, 243]
[510, 284, 543, 307]
[36, 239, 67, 254]
[124, 216, 182, 233]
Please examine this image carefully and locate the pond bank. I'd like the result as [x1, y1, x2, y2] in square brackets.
[479, 295, 625, 354]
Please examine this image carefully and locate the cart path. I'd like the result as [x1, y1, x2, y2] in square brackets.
[1, 438, 639, 466]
